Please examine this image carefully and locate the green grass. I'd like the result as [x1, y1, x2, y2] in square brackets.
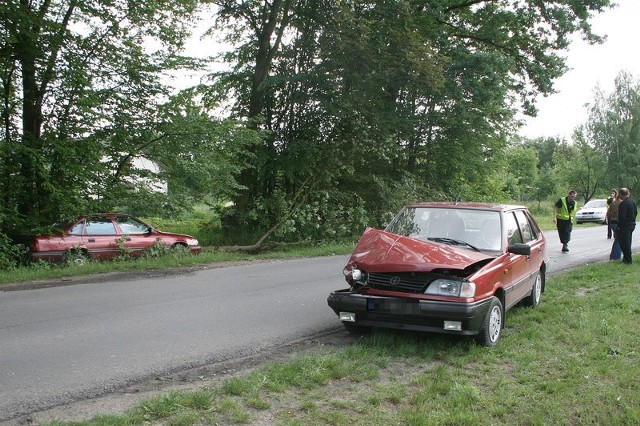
[40, 257, 640, 425]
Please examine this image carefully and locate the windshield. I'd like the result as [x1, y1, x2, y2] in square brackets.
[385, 207, 502, 251]
[583, 199, 607, 209]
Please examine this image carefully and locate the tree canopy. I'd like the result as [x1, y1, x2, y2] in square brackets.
[204, 0, 613, 241]
[0, 0, 620, 247]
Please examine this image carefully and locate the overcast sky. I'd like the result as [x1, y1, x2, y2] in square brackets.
[519, 0, 640, 141]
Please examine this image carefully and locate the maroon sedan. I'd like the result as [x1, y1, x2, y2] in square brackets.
[27, 213, 201, 265]
[327, 202, 548, 346]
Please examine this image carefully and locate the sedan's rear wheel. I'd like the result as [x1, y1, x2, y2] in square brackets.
[475, 297, 503, 347]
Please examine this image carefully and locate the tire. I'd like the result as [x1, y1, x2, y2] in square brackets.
[343, 322, 371, 335]
[475, 297, 503, 347]
[523, 271, 543, 307]
[63, 250, 88, 267]
[170, 243, 189, 255]
[576, 221, 582, 225]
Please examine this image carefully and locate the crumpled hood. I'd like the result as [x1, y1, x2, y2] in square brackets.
[345, 227, 493, 274]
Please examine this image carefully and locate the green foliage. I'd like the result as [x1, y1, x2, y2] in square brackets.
[0, 0, 201, 235]
[206, 0, 613, 243]
[587, 71, 640, 191]
[269, 190, 372, 242]
[0, 0, 617, 247]
[0, 232, 24, 271]
[63, 246, 90, 267]
[502, 145, 539, 201]
[532, 165, 559, 206]
[114, 235, 133, 261]
[140, 239, 193, 259]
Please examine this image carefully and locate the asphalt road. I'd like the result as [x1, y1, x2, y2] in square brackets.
[0, 224, 637, 421]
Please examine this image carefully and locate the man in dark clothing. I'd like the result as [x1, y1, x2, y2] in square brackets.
[553, 190, 578, 252]
[606, 188, 618, 239]
[616, 187, 637, 264]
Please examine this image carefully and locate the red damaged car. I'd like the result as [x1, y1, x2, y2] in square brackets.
[327, 202, 548, 346]
[26, 213, 201, 265]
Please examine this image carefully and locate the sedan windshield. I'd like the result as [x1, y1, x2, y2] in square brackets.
[583, 199, 607, 209]
[385, 207, 502, 251]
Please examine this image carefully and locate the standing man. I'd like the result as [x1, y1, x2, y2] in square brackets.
[553, 190, 578, 252]
[606, 188, 618, 239]
[608, 190, 622, 260]
[616, 187, 637, 264]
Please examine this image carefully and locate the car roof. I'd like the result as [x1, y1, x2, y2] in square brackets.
[67, 213, 143, 225]
[79, 213, 136, 218]
[406, 202, 526, 212]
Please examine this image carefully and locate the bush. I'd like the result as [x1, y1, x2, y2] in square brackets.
[0, 233, 25, 271]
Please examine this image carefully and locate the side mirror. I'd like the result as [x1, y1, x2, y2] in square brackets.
[507, 243, 531, 256]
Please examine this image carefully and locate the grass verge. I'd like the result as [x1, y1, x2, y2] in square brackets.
[41, 257, 640, 425]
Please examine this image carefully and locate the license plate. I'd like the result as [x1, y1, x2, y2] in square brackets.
[367, 298, 420, 314]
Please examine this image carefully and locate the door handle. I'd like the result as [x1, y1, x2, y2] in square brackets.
[88, 238, 95, 242]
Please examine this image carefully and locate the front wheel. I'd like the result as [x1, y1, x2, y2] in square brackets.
[170, 243, 190, 256]
[523, 272, 543, 307]
[475, 297, 503, 347]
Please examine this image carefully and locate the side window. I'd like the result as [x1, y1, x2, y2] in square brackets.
[116, 216, 149, 235]
[515, 210, 534, 242]
[69, 220, 85, 236]
[526, 211, 542, 237]
[85, 217, 117, 236]
[505, 212, 522, 245]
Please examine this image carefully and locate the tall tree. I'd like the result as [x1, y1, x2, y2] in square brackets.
[586, 71, 640, 190]
[570, 126, 607, 201]
[502, 145, 539, 201]
[0, 0, 200, 231]
[205, 0, 613, 241]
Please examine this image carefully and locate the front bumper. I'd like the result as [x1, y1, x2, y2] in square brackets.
[575, 214, 606, 223]
[327, 289, 493, 336]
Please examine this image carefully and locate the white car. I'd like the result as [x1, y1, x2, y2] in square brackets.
[575, 198, 608, 224]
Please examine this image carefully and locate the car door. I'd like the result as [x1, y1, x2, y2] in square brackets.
[502, 211, 532, 309]
[515, 209, 545, 292]
[81, 216, 120, 260]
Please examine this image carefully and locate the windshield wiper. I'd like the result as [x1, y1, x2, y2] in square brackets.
[428, 237, 482, 252]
